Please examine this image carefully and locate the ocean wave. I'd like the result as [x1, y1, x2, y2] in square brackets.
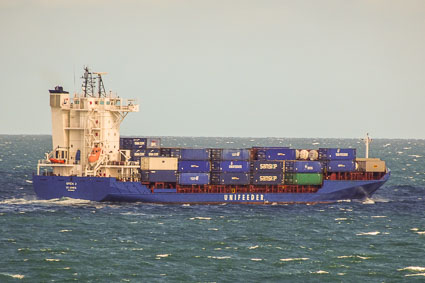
[356, 231, 380, 236]
[0, 197, 93, 207]
[280, 258, 309, 262]
[0, 273, 25, 279]
[398, 266, 425, 272]
[189, 217, 212, 220]
[311, 270, 329, 274]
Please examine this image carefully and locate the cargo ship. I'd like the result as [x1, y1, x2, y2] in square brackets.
[33, 68, 390, 204]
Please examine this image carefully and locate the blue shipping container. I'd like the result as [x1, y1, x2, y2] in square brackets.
[285, 161, 323, 173]
[252, 172, 284, 185]
[262, 148, 296, 160]
[221, 149, 250, 161]
[141, 170, 177, 182]
[120, 137, 147, 149]
[131, 149, 160, 160]
[211, 172, 250, 185]
[180, 148, 210, 160]
[212, 161, 250, 172]
[160, 148, 181, 158]
[252, 160, 284, 172]
[326, 160, 356, 172]
[178, 160, 210, 173]
[319, 148, 356, 160]
[179, 173, 210, 185]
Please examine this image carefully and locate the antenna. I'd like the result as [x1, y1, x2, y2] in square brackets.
[362, 133, 372, 158]
[73, 65, 76, 95]
[93, 72, 107, 97]
[81, 66, 96, 97]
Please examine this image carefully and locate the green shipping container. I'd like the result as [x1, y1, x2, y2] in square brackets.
[284, 173, 323, 185]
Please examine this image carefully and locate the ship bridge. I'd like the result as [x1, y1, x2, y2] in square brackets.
[38, 67, 140, 179]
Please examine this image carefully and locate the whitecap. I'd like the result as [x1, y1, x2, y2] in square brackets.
[248, 245, 259, 249]
[338, 255, 370, 260]
[59, 230, 72, 233]
[1, 273, 25, 279]
[398, 266, 425, 272]
[207, 256, 231, 259]
[156, 254, 170, 258]
[417, 232, 425, 235]
[251, 258, 263, 261]
[189, 217, 211, 220]
[208, 228, 219, 231]
[25, 180, 33, 184]
[45, 258, 61, 262]
[280, 258, 309, 262]
[312, 270, 329, 274]
[356, 231, 380, 236]
[335, 218, 348, 221]
[371, 216, 387, 218]
[405, 273, 425, 277]
[362, 198, 375, 204]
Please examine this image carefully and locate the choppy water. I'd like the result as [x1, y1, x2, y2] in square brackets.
[0, 135, 424, 282]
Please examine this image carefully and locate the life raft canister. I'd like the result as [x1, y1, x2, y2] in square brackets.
[88, 146, 102, 163]
[49, 158, 65, 164]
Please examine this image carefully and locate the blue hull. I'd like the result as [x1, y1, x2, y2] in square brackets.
[32, 172, 390, 204]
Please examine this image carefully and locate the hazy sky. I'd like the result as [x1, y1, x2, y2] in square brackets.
[1, 0, 424, 138]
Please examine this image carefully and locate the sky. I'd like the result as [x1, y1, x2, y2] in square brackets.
[0, 0, 424, 139]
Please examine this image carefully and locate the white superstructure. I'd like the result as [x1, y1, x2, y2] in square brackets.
[37, 67, 140, 180]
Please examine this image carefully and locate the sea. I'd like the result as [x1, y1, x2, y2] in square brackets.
[0, 135, 424, 282]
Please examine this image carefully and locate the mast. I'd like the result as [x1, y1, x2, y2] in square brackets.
[362, 133, 372, 158]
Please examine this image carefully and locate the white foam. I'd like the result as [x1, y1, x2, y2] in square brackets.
[208, 228, 219, 231]
[0, 197, 92, 207]
[371, 216, 387, 218]
[59, 230, 72, 233]
[45, 258, 61, 262]
[410, 228, 419, 231]
[398, 267, 425, 272]
[280, 258, 309, 262]
[417, 232, 425, 235]
[335, 218, 348, 221]
[251, 258, 263, 261]
[356, 231, 380, 236]
[405, 273, 425, 277]
[189, 217, 211, 220]
[2, 273, 25, 279]
[312, 270, 329, 274]
[362, 198, 375, 204]
[207, 256, 231, 259]
[248, 245, 259, 250]
[338, 255, 370, 260]
[156, 254, 170, 258]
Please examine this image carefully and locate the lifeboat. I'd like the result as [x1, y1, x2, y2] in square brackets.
[88, 146, 102, 163]
[49, 158, 65, 164]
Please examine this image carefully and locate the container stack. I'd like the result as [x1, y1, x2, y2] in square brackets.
[178, 149, 210, 185]
[120, 137, 162, 161]
[319, 148, 356, 172]
[284, 161, 323, 185]
[210, 149, 251, 185]
[124, 136, 377, 186]
[251, 147, 294, 185]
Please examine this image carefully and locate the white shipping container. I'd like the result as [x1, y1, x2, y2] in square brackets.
[356, 159, 386, 172]
[141, 157, 178, 170]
